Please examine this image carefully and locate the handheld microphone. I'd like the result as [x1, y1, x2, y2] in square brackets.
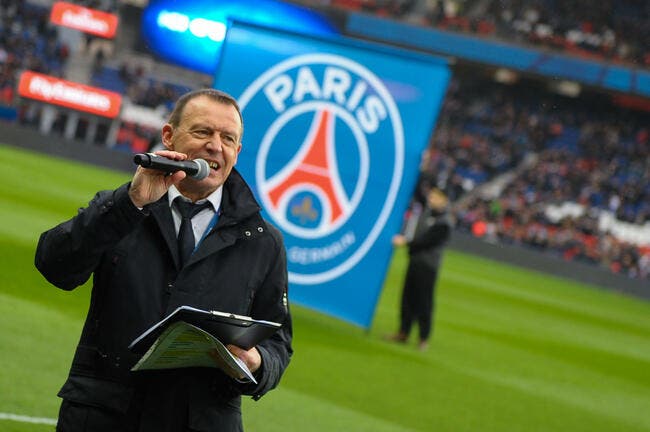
[133, 153, 210, 180]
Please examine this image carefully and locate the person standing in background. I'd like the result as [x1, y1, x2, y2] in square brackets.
[386, 187, 452, 351]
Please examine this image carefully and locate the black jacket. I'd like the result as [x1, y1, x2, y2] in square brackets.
[35, 169, 292, 431]
[408, 207, 452, 270]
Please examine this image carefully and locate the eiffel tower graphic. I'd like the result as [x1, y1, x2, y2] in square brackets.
[264, 109, 350, 228]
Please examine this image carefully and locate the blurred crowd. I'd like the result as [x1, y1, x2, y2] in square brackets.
[76, 0, 118, 12]
[113, 120, 158, 153]
[106, 61, 193, 153]
[1, 0, 648, 280]
[0, 0, 70, 109]
[115, 61, 188, 111]
[320, 0, 650, 67]
[0, 0, 192, 151]
[417, 71, 650, 279]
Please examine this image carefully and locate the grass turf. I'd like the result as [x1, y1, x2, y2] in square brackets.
[1, 143, 649, 431]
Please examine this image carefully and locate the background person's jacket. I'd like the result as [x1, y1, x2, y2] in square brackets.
[407, 205, 453, 269]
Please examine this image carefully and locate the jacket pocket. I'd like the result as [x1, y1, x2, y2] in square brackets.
[58, 375, 134, 414]
[188, 378, 243, 432]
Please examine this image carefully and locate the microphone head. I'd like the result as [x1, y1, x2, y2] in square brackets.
[191, 159, 210, 180]
[133, 153, 151, 167]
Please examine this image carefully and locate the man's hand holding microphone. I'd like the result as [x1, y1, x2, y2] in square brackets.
[128, 151, 209, 208]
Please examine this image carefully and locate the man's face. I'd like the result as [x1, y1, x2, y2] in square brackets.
[162, 95, 242, 198]
[428, 190, 448, 212]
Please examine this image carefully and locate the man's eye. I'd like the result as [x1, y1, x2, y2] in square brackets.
[192, 130, 210, 138]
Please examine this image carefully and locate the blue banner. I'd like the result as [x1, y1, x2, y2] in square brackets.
[214, 21, 450, 327]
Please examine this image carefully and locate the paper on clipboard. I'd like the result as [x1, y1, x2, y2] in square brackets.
[131, 320, 257, 383]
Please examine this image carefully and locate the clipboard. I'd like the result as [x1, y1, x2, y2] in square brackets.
[129, 305, 282, 354]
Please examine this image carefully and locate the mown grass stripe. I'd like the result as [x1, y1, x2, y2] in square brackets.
[0, 413, 57, 426]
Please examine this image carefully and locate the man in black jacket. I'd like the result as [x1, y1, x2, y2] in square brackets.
[35, 89, 292, 431]
[386, 188, 452, 351]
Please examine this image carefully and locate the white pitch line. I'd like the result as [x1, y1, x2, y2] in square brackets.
[0, 412, 57, 425]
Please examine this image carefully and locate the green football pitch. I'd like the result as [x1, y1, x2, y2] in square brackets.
[1, 143, 649, 432]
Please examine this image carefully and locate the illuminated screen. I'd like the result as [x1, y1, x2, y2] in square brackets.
[141, 0, 338, 73]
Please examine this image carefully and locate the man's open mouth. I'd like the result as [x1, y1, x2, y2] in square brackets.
[208, 161, 220, 170]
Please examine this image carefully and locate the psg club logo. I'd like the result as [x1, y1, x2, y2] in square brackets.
[238, 53, 404, 284]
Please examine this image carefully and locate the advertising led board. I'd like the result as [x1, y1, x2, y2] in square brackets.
[18, 71, 122, 118]
[214, 22, 450, 327]
[50, 1, 119, 39]
[141, 0, 338, 74]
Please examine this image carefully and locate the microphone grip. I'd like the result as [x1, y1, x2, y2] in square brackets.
[133, 153, 197, 173]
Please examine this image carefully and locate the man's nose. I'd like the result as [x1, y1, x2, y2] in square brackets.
[205, 137, 222, 152]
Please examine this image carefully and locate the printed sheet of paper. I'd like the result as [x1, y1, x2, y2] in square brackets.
[131, 320, 256, 384]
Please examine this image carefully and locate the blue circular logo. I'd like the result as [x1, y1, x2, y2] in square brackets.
[239, 54, 404, 284]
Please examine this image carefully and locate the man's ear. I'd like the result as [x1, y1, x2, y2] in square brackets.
[161, 124, 174, 150]
[233, 143, 242, 165]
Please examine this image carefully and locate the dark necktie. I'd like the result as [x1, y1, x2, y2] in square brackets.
[175, 198, 212, 267]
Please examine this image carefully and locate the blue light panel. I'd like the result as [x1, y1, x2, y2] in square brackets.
[141, 0, 338, 73]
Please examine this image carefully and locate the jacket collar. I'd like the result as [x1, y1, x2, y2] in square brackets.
[217, 168, 261, 227]
[147, 168, 260, 223]
[146, 168, 262, 268]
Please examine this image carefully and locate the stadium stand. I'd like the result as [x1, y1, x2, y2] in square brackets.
[0, 1, 74, 127]
[309, 0, 650, 67]
[416, 68, 649, 280]
[0, 1, 203, 152]
[1, 0, 648, 282]
[0, 1, 71, 77]
[0, 0, 70, 124]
